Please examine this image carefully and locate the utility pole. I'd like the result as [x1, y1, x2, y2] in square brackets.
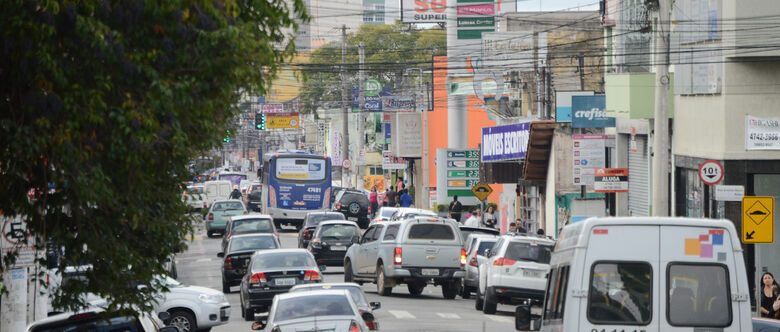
[340, 24, 351, 187]
[652, 0, 671, 216]
[356, 43, 366, 191]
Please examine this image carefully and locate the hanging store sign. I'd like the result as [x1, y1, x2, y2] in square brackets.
[573, 134, 610, 185]
[594, 168, 629, 193]
[571, 95, 614, 128]
[746, 115, 780, 150]
[480, 122, 531, 162]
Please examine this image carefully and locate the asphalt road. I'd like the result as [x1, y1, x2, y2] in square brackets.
[176, 221, 518, 332]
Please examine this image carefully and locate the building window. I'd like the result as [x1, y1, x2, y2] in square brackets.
[363, 15, 373, 22]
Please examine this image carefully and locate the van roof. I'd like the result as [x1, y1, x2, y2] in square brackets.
[556, 217, 741, 252]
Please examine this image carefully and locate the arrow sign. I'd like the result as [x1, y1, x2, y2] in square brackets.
[746, 231, 755, 240]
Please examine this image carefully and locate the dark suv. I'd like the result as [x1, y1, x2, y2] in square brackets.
[332, 189, 370, 228]
[246, 185, 262, 212]
[298, 212, 346, 248]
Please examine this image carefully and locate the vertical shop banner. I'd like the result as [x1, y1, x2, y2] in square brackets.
[746, 115, 780, 150]
[573, 134, 612, 185]
[331, 131, 342, 167]
[571, 95, 615, 128]
[392, 113, 422, 158]
[481, 122, 531, 162]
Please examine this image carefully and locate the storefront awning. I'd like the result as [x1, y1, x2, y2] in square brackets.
[521, 121, 557, 181]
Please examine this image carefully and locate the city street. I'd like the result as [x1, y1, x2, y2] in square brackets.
[176, 220, 517, 332]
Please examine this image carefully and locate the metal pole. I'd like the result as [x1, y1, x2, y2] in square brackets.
[340, 24, 351, 187]
[652, 0, 671, 216]
[423, 80, 430, 209]
[356, 43, 366, 191]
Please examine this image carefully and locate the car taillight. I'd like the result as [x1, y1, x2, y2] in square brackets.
[349, 320, 362, 332]
[243, 211, 248, 215]
[494, 257, 517, 266]
[366, 320, 378, 330]
[311, 238, 322, 248]
[367, 205, 372, 214]
[249, 272, 266, 284]
[393, 247, 402, 265]
[304, 270, 321, 281]
[224, 257, 233, 270]
[336, 202, 342, 210]
[303, 229, 311, 240]
[203, 202, 207, 208]
[460, 249, 467, 267]
[208, 213, 214, 221]
[469, 253, 479, 267]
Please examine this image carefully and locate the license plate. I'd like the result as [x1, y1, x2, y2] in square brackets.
[275, 278, 297, 286]
[348, 217, 358, 221]
[331, 246, 347, 251]
[421, 269, 439, 276]
[523, 270, 541, 278]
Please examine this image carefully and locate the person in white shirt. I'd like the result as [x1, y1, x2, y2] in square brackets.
[464, 208, 482, 227]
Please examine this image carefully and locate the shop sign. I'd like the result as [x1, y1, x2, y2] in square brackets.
[382, 150, 407, 170]
[571, 95, 615, 128]
[480, 122, 531, 162]
[457, 16, 495, 27]
[714, 185, 744, 201]
[381, 95, 415, 112]
[260, 103, 284, 114]
[746, 115, 780, 150]
[392, 113, 422, 158]
[594, 168, 629, 193]
[401, 0, 447, 24]
[573, 134, 610, 185]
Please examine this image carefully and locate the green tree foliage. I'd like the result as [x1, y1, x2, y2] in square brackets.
[0, 0, 306, 313]
[300, 22, 445, 113]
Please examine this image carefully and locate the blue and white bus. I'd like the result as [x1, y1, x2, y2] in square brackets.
[261, 151, 332, 229]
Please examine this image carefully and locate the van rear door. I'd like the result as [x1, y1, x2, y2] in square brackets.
[580, 225, 659, 332]
[659, 226, 749, 332]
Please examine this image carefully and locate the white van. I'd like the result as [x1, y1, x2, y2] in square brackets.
[203, 180, 232, 208]
[516, 217, 751, 332]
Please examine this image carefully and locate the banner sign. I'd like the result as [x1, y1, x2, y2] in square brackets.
[401, 0, 447, 24]
[480, 122, 531, 162]
[266, 112, 300, 129]
[457, 4, 494, 15]
[436, 148, 480, 206]
[260, 103, 284, 114]
[555, 91, 594, 122]
[571, 95, 614, 128]
[392, 113, 422, 158]
[746, 115, 780, 150]
[573, 134, 610, 185]
[594, 168, 629, 193]
[382, 150, 407, 170]
[352, 85, 392, 112]
[381, 95, 415, 112]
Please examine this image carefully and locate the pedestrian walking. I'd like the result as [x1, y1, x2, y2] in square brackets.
[382, 188, 389, 207]
[396, 177, 405, 192]
[369, 186, 379, 218]
[482, 205, 496, 228]
[386, 188, 397, 207]
[399, 189, 413, 207]
[464, 208, 481, 227]
[448, 195, 463, 222]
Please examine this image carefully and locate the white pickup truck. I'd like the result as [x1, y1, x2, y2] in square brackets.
[343, 216, 466, 299]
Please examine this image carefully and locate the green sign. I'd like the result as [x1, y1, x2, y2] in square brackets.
[457, 29, 494, 40]
[457, 17, 495, 28]
[448, 170, 479, 178]
[365, 78, 382, 97]
[448, 189, 475, 197]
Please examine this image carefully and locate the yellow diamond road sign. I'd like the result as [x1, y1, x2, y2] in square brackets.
[742, 196, 774, 244]
[471, 183, 493, 202]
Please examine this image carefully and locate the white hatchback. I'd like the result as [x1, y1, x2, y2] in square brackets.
[152, 276, 231, 332]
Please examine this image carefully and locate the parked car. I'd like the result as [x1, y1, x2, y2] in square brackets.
[298, 211, 346, 248]
[253, 289, 369, 332]
[28, 307, 177, 332]
[343, 216, 466, 299]
[516, 217, 752, 332]
[246, 184, 262, 212]
[459, 225, 500, 246]
[239, 249, 322, 321]
[205, 200, 247, 238]
[289, 283, 381, 330]
[307, 220, 361, 267]
[371, 207, 399, 224]
[461, 235, 498, 299]
[476, 233, 555, 314]
[388, 207, 437, 221]
[219, 233, 281, 293]
[182, 184, 206, 212]
[150, 275, 231, 332]
[221, 214, 277, 252]
[332, 189, 371, 228]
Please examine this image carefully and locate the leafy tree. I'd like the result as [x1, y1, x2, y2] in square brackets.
[0, 0, 306, 313]
[299, 22, 445, 113]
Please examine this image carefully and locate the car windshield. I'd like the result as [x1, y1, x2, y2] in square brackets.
[212, 201, 244, 211]
[274, 294, 355, 322]
[229, 236, 278, 252]
[318, 224, 360, 240]
[505, 242, 554, 264]
[252, 252, 315, 270]
[187, 187, 204, 194]
[231, 219, 273, 234]
[307, 214, 345, 227]
[292, 286, 368, 307]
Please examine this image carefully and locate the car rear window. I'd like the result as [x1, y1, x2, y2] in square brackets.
[587, 261, 652, 325]
[232, 219, 273, 234]
[252, 252, 315, 270]
[318, 224, 360, 240]
[505, 242, 554, 264]
[307, 213, 346, 227]
[476, 240, 497, 256]
[408, 224, 455, 240]
[343, 193, 368, 203]
[667, 263, 731, 327]
[274, 294, 355, 322]
[292, 286, 368, 307]
[212, 201, 244, 211]
[229, 236, 278, 252]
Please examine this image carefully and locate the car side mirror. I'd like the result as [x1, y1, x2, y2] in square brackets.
[515, 305, 541, 331]
[157, 311, 172, 325]
[251, 313, 269, 330]
[370, 301, 381, 310]
[217, 252, 224, 258]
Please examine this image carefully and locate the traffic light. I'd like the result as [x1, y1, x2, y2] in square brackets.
[255, 113, 266, 130]
[223, 129, 230, 142]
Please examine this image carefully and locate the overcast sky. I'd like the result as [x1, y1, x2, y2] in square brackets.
[515, 0, 599, 11]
